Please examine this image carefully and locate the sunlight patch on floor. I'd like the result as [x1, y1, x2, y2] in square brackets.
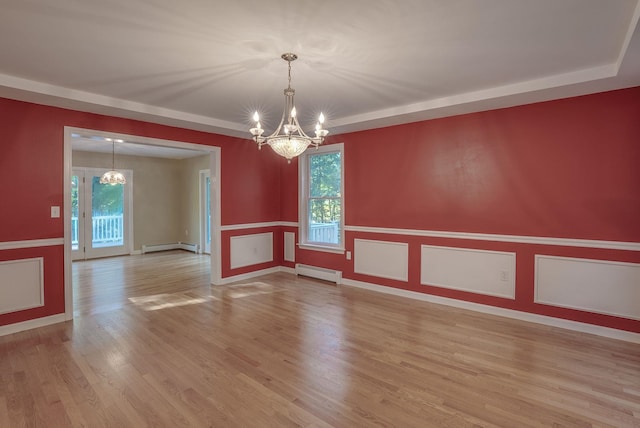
[219, 282, 287, 299]
[129, 293, 217, 311]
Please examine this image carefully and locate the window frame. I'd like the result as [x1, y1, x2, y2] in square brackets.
[298, 143, 345, 254]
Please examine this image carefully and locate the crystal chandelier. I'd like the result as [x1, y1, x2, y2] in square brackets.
[250, 53, 329, 163]
[99, 138, 126, 185]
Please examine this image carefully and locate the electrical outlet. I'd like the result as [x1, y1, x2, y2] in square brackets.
[346, 251, 352, 260]
[500, 270, 509, 281]
[51, 206, 60, 218]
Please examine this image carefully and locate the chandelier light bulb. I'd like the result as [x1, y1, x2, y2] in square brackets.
[291, 107, 297, 118]
[100, 170, 126, 186]
[253, 111, 260, 122]
[319, 112, 325, 124]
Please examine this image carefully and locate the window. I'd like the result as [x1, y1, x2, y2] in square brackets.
[299, 143, 344, 253]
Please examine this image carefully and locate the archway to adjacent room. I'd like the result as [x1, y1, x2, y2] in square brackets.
[62, 127, 222, 320]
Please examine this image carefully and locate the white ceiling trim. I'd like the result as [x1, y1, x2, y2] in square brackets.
[67, 126, 218, 158]
[0, 73, 247, 137]
[616, 1, 640, 69]
[330, 63, 619, 133]
[67, 126, 219, 151]
[1, 59, 625, 139]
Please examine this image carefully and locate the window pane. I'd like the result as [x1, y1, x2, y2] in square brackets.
[308, 199, 341, 244]
[71, 175, 79, 250]
[206, 176, 211, 244]
[92, 177, 124, 248]
[309, 152, 341, 198]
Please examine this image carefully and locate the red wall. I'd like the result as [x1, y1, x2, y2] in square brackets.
[290, 87, 640, 333]
[0, 99, 283, 237]
[0, 98, 282, 326]
[2, 87, 639, 333]
[284, 87, 640, 240]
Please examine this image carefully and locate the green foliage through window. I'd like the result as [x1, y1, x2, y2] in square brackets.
[92, 176, 124, 216]
[307, 151, 342, 245]
[309, 152, 341, 198]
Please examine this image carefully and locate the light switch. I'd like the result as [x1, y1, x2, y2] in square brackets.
[51, 206, 60, 218]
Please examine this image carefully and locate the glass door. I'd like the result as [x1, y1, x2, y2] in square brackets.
[71, 170, 84, 261]
[71, 167, 132, 260]
[200, 170, 211, 254]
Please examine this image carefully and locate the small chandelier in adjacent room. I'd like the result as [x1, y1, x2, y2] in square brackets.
[250, 53, 329, 163]
[100, 138, 126, 185]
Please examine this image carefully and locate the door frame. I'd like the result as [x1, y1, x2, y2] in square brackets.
[199, 169, 211, 254]
[63, 127, 222, 321]
[71, 167, 134, 260]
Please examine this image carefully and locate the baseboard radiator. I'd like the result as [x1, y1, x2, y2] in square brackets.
[141, 242, 199, 254]
[295, 263, 342, 284]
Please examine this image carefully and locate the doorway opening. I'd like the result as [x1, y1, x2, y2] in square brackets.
[63, 127, 222, 321]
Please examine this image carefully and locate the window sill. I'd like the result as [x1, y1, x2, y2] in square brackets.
[297, 243, 345, 255]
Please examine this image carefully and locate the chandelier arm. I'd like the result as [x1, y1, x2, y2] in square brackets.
[287, 92, 294, 125]
[266, 105, 289, 140]
[290, 115, 313, 139]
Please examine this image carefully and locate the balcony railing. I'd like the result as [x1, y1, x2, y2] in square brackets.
[309, 221, 340, 244]
[71, 217, 79, 246]
[71, 214, 124, 248]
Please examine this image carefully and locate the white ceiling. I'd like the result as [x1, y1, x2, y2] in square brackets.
[1, 0, 639, 145]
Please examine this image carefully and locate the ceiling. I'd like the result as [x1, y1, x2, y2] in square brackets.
[1, 0, 639, 145]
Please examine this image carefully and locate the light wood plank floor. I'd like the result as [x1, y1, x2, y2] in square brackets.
[1, 251, 639, 427]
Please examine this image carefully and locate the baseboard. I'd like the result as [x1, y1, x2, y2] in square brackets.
[280, 266, 296, 274]
[0, 313, 67, 337]
[217, 266, 295, 284]
[178, 242, 198, 252]
[341, 278, 640, 344]
[217, 266, 284, 285]
[295, 263, 342, 283]
[142, 242, 199, 254]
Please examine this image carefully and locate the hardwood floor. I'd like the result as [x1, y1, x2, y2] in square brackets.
[1, 251, 639, 427]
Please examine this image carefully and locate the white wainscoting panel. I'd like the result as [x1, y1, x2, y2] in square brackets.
[354, 239, 408, 281]
[535, 255, 640, 320]
[284, 232, 295, 262]
[421, 245, 516, 299]
[0, 257, 44, 315]
[230, 233, 273, 269]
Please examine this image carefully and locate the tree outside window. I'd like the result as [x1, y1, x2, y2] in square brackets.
[300, 144, 344, 250]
